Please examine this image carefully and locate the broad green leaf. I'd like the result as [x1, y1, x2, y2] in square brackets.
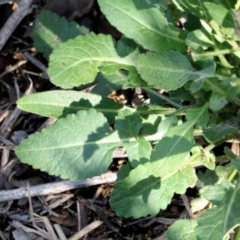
[203, 123, 238, 143]
[98, 0, 186, 53]
[16, 109, 121, 180]
[111, 123, 196, 218]
[137, 51, 196, 90]
[31, 10, 88, 58]
[17, 90, 123, 123]
[166, 219, 197, 240]
[196, 181, 240, 240]
[111, 104, 208, 217]
[48, 34, 137, 88]
[203, 2, 235, 28]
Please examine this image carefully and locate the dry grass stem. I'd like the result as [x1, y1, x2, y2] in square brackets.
[0, 172, 117, 202]
[0, 0, 32, 51]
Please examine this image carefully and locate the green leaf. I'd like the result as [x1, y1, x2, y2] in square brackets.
[17, 90, 123, 123]
[169, 87, 195, 101]
[191, 145, 215, 170]
[48, 34, 137, 88]
[186, 103, 209, 127]
[124, 138, 152, 167]
[203, 78, 240, 111]
[98, 0, 186, 53]
[111, 162, 162, 217]
[115, 110, 152, 166]
[140, 115, 178, 140]
[137, 51, 196, 90]
[196, 181, 240, 240]
[91, 71, 128, 96]
[146, 0, 168, 12]
[111, 104, 208, 217]
[115, 110, 142, 139]
[203, 2, 235, 28]
[197, 169, 219, 189]
[203, 123, 238, 143]
[31, 10, 88, 58]
[231, 158, 240, 171]
[111, 123, 196, 218]
[220, 0, 237, 9]
[166, 219, 197, 240]
[138, 113, 162, 136]
[16, 109, 120, 180]
[173, 0, 208, 19]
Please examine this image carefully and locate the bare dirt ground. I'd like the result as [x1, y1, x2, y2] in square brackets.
[0, 1, 194, 239]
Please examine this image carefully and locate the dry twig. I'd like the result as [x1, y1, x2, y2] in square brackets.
[0, 0, 32, 51]
[68, 220, 103, 240]
[0, 172, 117, 202]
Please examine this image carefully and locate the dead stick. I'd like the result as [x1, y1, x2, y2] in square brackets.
[0, 172, 117, 202]
[0, 0, 32, 52]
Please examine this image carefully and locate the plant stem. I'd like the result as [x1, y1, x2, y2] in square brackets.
[143, 88, 183, 109]
[234, 227, 240, 240]
[192, 47, 240, 58]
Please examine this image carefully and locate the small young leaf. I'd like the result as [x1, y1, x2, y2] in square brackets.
[16, 109, 121, 180]
[137, 51, 196, 90]
[196, 181, 240, 240]
[17, 90, 123, 123]
[31, 10, 88, 58]
[166, 219, 197, 240]
[48, 34, 136, 88]
[98, 0, 186, 53]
